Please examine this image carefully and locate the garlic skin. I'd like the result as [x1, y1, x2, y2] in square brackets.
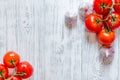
[99, 47, 114, 65]
[65, 12, 77, 29]
[79, 3, 94, 21]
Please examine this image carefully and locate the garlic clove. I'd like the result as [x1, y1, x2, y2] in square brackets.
[65, 12, 77, 29]
[79, 3, 94, 21]
[99, 47, 114, 65]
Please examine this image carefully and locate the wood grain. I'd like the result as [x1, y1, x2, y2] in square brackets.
[0, 0, 119, 80]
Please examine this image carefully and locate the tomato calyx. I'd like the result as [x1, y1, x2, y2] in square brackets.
[96, 18, 102, 24]
[0, 71, 4, 78]
[10, 60, 16, 67]
[101, 3, 107, 9]
[111, 16, 116, 22]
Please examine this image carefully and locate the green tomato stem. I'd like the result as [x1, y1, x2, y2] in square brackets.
[15, 72, 26, 76]
[0, 72, 5, 79]
[100, 2, 115, 31]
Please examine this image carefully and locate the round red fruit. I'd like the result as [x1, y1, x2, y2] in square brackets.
[98, 29, 115, 45]
[11, 76, 22, 80]
[0, 64, 8, 80]
[3, 51, 20, 68]
[114, 0, 120, 13]
[85, 14, 103, 33]
[107, 12, 120, 30]
[16, 61, 34, 79]
[7, 76, 22, 80]
[93, 0, 112, 15]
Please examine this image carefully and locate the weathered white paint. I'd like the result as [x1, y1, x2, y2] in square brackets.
[0, 0, 119, 80]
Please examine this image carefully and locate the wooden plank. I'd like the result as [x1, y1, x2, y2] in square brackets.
[0, 0, 8, 61]
[15, 0, 35, 80]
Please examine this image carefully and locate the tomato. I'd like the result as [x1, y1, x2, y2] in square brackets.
[0, 64, 8, 80]
[93, 0, 112, 15]
[11, 76, 22, 80]
[114, 0, 120, 13]
[85, 14, 103, 33]
[107, 12, 120, 29]
[7, 76, 22, 80]
[3, 51, 20, 68]
[98, 29, 115, 44]
[16, 61, 33, 79]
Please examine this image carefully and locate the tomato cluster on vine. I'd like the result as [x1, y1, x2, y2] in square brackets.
[85, 0, 120, 46]
[0, 51, 33, 80]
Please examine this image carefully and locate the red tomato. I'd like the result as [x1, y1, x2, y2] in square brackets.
[85, 14, 103, 33]
[98, 29, 115, 44]
[0, 64, 8, 80]
[107, 12, 120, 29]
[11, 76, 22, 80]
[7, 76, 22, 80]
[93, 0, 112, 15]
[17, 61, 33, 79]
[3, 51, 20, 68]
[114, 0, 120, 13]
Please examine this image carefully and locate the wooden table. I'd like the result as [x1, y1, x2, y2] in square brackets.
[0, 0, 119, 80]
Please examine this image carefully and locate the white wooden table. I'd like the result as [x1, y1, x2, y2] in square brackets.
[0, 0, 119, 80]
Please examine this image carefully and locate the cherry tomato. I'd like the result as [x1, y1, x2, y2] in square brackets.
[114, 0, 120, 13]
[0, 64, 8, 80]
[7, 76, 22, 80]
[3, 51, 20, 68]
[17, 61, 33, 79]
[11, 76, 22, 80]
[85, 14, 103, 33]
[93, 0, 112, 15]
[98, 29, 115, 44]
[107, 12, 120, 30]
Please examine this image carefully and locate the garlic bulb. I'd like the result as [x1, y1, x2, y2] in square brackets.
[65, 12, 77, 29]
[99, 47, 114, 65]
[79, 3, 94, 21]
